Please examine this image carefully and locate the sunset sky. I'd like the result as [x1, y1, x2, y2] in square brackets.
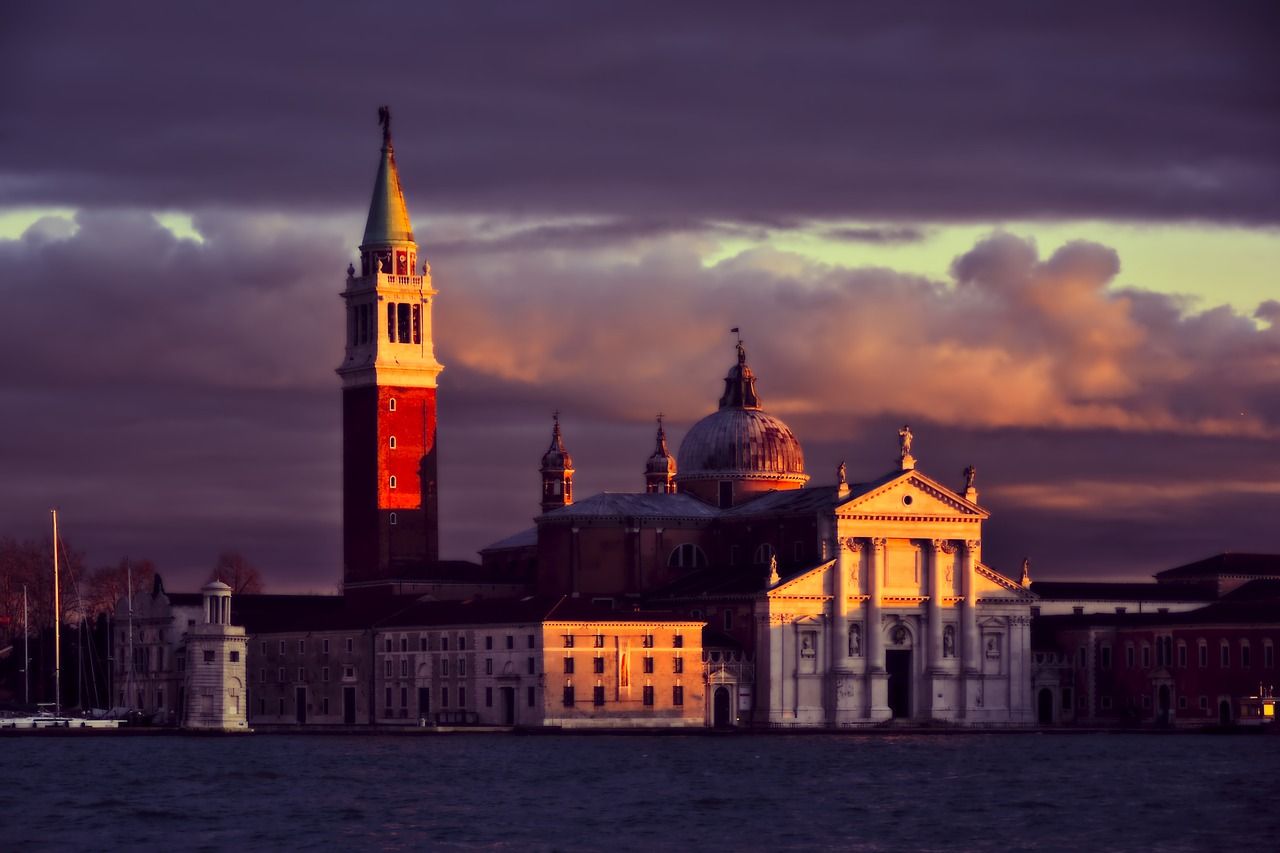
[2, 3, 1277, 591]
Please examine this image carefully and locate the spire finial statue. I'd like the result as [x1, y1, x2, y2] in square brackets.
[1020, 557, 1032, 588]
[378, 105, 392, 147]
[964, 464, 976, 491]
[898, 424, 916, 470]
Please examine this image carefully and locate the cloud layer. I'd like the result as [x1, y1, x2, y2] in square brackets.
[1, 212, 1276, 588]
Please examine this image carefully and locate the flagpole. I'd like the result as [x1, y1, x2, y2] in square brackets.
[52, 508, 61, 717]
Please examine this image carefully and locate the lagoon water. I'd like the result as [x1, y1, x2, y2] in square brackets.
[4, 733, 1278, 851]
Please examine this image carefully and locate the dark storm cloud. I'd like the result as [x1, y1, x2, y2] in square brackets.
[3, 2, 1278, 223]
[821, 226, 929, 245]
[2, 213, 1276, 588]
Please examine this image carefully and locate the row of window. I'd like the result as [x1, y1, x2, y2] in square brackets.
[667, 542, 811, 569]
[562, 656, 683, 674]
[1095, 639, 1275, 670]
[383, 634, 536, 653]
[381, 684, 538, 713]
[261, 638, 354, 656]
[261, 664, 357, 683]
[561, 684, 685, 707]
[563, 633, 685, 649]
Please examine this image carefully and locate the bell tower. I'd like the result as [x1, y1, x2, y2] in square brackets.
[540, 414, 574, 513]
[338, 107, 443, 589]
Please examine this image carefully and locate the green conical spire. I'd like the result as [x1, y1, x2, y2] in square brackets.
[361, 106, 415, 247]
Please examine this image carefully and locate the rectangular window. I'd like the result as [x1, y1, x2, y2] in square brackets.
[1141, 646, 1151, 669]
[279, 641, 286, 654]
[562, 686, 574, 706]
[442, 637, 449, 651]
[593, 685, 605, 706]
[643, 685, 654, 706]
[673, 686, 684, 706]
[459, 636, 467, 651]
[279, 698, 285, 715]
[441, 686, 449, 707]
[384, 659, 392, 677]
[593, 634, 604, 649]
[564, 657, 575, 674]
[1199, 696, 1209, 711]
[643, 634, 654, 649]
[1177, 644, 1188, 668]
[297, 667, 305, 681]
[385, 687, 392, 709]
[458, 687, 466, 708]
[1199, 644, 1208, 667]
[322, 697, 330, 715]
[400, 687, 408, 708]
[260, 641, 267, 655]
[564, 634, 575, 648]
[527, 657, 536, 675]
[298, 640, 306, 654]
[673, 634, 684, 649]
[420, 638, 428, 652]
[1242, 643, 1251, 668]
[1221, 644, 1230, 668]
[1101, 646, 1112, 669]
[411, 304, 421, 344]
[1266, 644, 1275, 668]
[322, 666, 330, 682]
[400, 637, 408, 652]
[1125, 646, 1135, 668]
[527, 686, 535, 707]
[674, 656, 684, 674]
[527, 634, 536, 649]
[277, 667, 284, 682]
[723, 611, 734, 631]
[505, 635, 514, 650]
[260, 669, 266, 683]
[384, 638, 392, 653]
[400, 658, 408, 677]
[442, 659, 450, 677]
[486, 658, 493, 675]
[387, 303, 396, 342]
[346, 638, 353, 653]
[593, 657, 605, 674]
[643, 656, 654, 674]
[323, 639, 330, 654]
[458, 658, 466, 677]
[485, 636, 493, 650]
[485, 687, 493, 708]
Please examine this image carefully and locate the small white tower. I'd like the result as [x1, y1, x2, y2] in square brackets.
[183, 580, 249, 731]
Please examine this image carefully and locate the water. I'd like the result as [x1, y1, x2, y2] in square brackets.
[3, 733, 1277, 851]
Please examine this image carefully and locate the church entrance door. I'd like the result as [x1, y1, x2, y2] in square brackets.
[295, 687, 307, 724]
[501, 687, 516, 726]
[418, 687, 431, 722]
[343, 686, 356, 724]
[1219, 699, 1231, 726]
[713, 686, 732, 727]
[1038, 688, 1054, 724]
[886, 650, 911, 718]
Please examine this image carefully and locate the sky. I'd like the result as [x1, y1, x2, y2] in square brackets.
[2, 2, 1278, 592]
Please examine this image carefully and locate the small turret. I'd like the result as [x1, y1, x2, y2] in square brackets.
[540, 412, 574, 513]
[644, 414, 677, 494]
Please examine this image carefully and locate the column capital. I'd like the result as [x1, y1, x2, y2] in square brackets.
[843, 537, 864, 553]
[932, 539, 958, 554]
[964, 539, 981, 551]
[870, 537, 888, 549]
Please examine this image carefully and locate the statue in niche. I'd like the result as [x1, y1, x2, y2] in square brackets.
[891, 624, 908, 645]
[943, 625, 956, 658]
[964, 464, 977, 491]
[898, 424, 914, 457]
[985, 635, 1000, 659]
[800, 632, 816, 659]
[848, 623, 862, 657]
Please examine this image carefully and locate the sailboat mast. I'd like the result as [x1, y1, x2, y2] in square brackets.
[23, 584, 29, 706]
[52, 508, 61, 717]
[126, 559, 133, 710]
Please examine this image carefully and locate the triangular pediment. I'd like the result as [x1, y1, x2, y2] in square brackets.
[975, 563, 1038, 600]
[766, 560, 834, 599]
[838, 470, 988, 520]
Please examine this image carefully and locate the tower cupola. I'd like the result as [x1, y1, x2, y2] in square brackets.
[644, 414, 677, 493]
[540, 413, 575, 513]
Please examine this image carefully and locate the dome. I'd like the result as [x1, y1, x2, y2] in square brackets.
[676, 407, 806, 483]
[674, 340, 807, 488]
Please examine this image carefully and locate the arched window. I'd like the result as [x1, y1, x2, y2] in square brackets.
[668, 543, 708, 569]
[753, 543, 775, 566]
[389, 475, 397, 490]
[389, 436, 397, 449]
[389, 398, 397, 412]
[389, 512, 397, 526]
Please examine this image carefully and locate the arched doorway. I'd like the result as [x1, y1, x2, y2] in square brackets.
[885, 623, 913, 719]
[1038, 688, 1054, 724]
[1219, 699, 1231, 726]
[713, 686, 732, 727]
[1158, 685, 1171, 726]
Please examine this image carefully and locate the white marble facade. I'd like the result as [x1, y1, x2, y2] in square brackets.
[754, 469, 1035, 726]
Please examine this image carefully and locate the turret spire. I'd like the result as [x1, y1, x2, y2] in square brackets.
[645, 413, 677, 493]
[362, 105, 415, 248]
[541, 412, 575, 512]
